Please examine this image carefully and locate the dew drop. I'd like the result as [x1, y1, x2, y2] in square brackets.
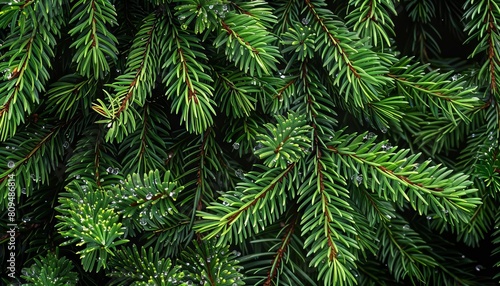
[63, 141, 69, 149]
[232, 142, 240, 150]
[355, 174, 363, 183]
[253, 142, 263, 152]
[235, 169, 245, 179]
[146, 193, 153, 200]
[302, 18, 309, 25]
[402, 224, 410, 230]
[7, 160, 15, 168]
[475, 265, 483, 271]
[426, 215, 432, 220]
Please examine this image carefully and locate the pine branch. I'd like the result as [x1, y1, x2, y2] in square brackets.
[107, 245, 182, 285]
[214, 13, 281, 77]
[0, 3, 61, 140]
[388, 57, 482, 124]
[0, 119, 70, 208]
[376, 216, 437, 282]
[464, 0, 500, 94]
[196, 163, 295, 243]
[119, 102, 170, 174]
[327, 130, 481, 223]
[21, 252, 79, 285]
[55, 183, 129, 272]
[346, 0, 397, 48]
[305, 0, 388, 106]
[180, 239, 244, 285]
[162, 22, 216, 134]
[65, 125, 122, 189]
[92, 12, 159, 142]
[68, 0, 118, 79]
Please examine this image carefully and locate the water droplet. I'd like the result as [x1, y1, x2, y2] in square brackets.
[235, 169, 245, 179]
[355, 174, 363, 184]
[63, 141, 69, 148]
[381, 127, 388, 133]
[403, 224, 410, 230]
[21, 188, 26, 195]
[471, 133, 475, 138]
[253, 142, 263, 152]
[106, 167, 113, 173]
[382, 143, 392, 151]
[461, 255, 465, 258]
[209, 4, 214, 9]
[107, 122, 112, 128]
[232, 142, 240, 150]
[426, 215, 432, 220]
[475, 265, 483, 271]
[302, 18, 309, 25]
[146, 193, 153, 200]
[75, 174, 80, 179]
[22, 216, 31, 223]
[7, 160, 15, 168]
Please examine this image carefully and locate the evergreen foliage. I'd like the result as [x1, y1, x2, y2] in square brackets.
[0, 0, 499, 285]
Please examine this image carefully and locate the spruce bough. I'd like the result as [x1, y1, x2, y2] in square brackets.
[0, 0, 499, 285]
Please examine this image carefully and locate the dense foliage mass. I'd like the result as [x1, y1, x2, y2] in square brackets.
[1, 0, 499, 285]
